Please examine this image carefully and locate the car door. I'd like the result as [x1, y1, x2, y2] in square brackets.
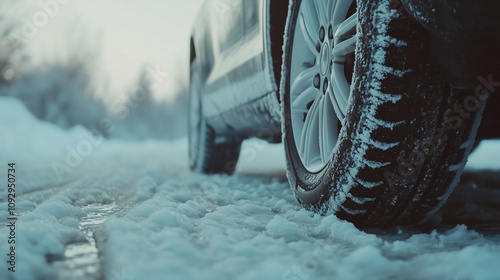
[203, 0, 275, 119]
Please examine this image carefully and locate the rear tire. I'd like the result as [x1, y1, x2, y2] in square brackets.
[281, 0, 486, 225]
[188, 59, 242, 174]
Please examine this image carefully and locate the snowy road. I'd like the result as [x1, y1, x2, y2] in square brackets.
[1, 98, 500, 280]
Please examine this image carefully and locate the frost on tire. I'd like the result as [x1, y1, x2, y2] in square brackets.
[281, 0, 485, 225]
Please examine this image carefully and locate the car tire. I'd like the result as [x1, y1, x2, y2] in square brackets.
[188, 59, 242, 174]
[281, 0, 486, 225]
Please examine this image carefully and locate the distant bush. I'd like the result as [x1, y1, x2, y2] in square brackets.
[0, 62, 110, 131]
[0, 13, 22, 86]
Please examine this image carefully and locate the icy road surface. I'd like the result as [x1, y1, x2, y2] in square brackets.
[1, 97, 500, 280]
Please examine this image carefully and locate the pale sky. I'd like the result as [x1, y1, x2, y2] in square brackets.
[6, 0, 203, 101]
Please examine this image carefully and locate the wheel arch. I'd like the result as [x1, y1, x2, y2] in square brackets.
[268, 0, 289, 103]
[190, 36, 196, 64]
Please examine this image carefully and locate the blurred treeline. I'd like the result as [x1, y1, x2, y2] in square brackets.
[0, 6, 187, 140]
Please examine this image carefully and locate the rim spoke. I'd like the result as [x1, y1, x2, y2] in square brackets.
[300, 4, 320, 54]
[299, 13, 320, 54]
[322, 93, 338, 159]
[332, 35, 357, 57]
[301, 96, 321, 166]
[292, 87, 318, 113]
[327, 0, 335, 21]
[332, 0, 353, 27]
[299, 99, 314, 163]
[291, 66, 319, 97]
[328, 81, 346, 120]
[334, 12, 357, 43]
[318, 98, 326, 163]
[302, 0, 320, 29]
[314, 0, 328, 26]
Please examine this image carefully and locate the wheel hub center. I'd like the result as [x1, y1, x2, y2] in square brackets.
[319, 42, 330, 76]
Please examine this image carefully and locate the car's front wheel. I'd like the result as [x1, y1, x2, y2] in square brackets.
[281, 0, 486, 225]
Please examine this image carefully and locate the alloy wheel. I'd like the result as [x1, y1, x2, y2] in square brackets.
[289, 0, 357, 172]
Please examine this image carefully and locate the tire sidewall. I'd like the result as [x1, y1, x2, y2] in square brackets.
[188, 60, 205, 171]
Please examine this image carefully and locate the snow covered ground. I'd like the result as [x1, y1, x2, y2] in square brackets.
[1, 97, 500, 280]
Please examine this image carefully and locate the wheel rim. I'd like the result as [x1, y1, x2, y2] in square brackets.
[188, 71, 202, 168]
[290, 0, 357, 172]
